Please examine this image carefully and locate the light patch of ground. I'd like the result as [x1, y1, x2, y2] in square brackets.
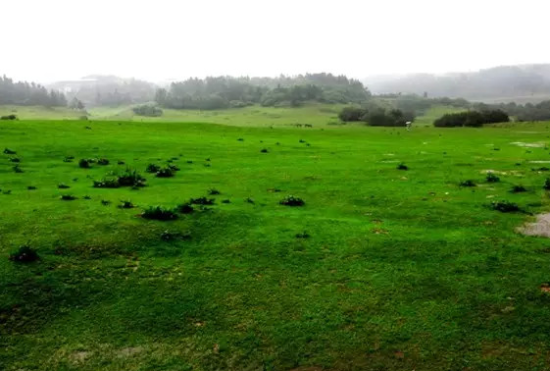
[380, 160, 400, 163]
[510, 142, 546, 148]
[69, 351, 92, 363]
[481, 169, 523, 176]
[529, 161, 550, 164]
[116, 346, 144, 358]
[519, 214, 550, 238]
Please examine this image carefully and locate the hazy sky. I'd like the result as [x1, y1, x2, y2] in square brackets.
[1, 0, 549, 83]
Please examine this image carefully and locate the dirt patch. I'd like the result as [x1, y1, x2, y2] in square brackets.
[117, 346, 144, 358]
[519, 214, 550, 238]
[69, 351, 92, 363]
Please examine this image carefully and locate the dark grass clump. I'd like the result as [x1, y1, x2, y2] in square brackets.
[3, 190, 11, 195]
[533, 167, 550, 172]
[97, 158, 110, 165]
[189, 197, 215, 205]
[146, 163, 161, 173]
[511, 185, 527, 193]
[27, 186, 37, 190]
[57, 183, 70, 189]
[63, 156, 74, 163]
[83, 195, 91, 200]
[156, 167, 174, 178]
[490, 200, 520, 213]
[544, 178, 550, 191]
[79, 159, 91, 168]
[396, 163, 408, 170]
[101, 200, 111, 206]
[260, 148, 269, 153]
[9, 157, 20, 163]
[117, 169, 146, 187]
[118, 200, 135, 209]
[141, 206, 178, 221]
[222, 199, 231, 204]
[176, 203, 194, 214]
[459, 180, 476, 187]
[117, 160, 125, 165]
[60, 194, 77, 201]
[168, 164, 180, 172]
[93, 178, 120, 188]
[486, 172, 500, 183]
[246, 197, 255, 204]
[208, 188, 221, 195]
[9, 245, 39, 263]
[3, 148, 16, 155]
[295, 231, 311, 239]
[13, 165, 23, 173]
[280, 195, 305, 207]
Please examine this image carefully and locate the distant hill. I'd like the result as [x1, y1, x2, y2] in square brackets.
[364, 64, 550, 103]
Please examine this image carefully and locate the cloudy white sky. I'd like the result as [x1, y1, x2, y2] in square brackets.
[1, 0, 548, 83]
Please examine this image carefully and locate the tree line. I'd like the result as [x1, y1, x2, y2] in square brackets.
[0, 75, 67, 107]
[155, 73, 371, 110]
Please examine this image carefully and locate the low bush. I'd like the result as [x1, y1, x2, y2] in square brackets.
[511, 185, 527, 193]
[486, 172, 500, 183]
[295, 231, 311, 239]
[189, 197, 215, 205]
[459, 180, 476, 187]
[156, 167, 174, 178]
[60, 194, 77, 201]
[97, 158, 109, 166]
[132, 104, 163, 117]
[208, 188, 221, 195]
[146, 163, 161, 173]
[490, 200, 520, 213]
[58, 183, 70, 189]
[13, 165, 23, 173]
[117, 169, 146, 187]
[79, 159, 91, 168]
[3, 148, 16, 155]
[118, 200, 135, 209]
[1, 114, 18, 120]
[9, 245, 39, 263]
[176, 203, 194, 214]
[141, 206, 178, 221]
[93, 178, 120, 188]
[280, 195, 305, 206]
[9, 157, 20, 163]
[544, 178, 550, 191]
[397, 163, 408, 170]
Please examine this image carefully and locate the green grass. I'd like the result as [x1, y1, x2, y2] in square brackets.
[2, 116, 550, 370]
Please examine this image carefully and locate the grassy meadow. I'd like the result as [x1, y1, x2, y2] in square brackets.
[2, 108, 550, 370]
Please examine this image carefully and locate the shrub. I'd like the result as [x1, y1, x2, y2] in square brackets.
[208, 188, 221, 195]
[486, 172, 500, 183]
[459, 180, 476, 187]
[9, 245, 39, 263]
[338, 106, 368, 122]
[176, 203, 194, 214]
[97, 158, 110, 165]
[246, 197, 255, 204]
[58, 183, 70, 189]
[118, 200, 135, 209]
[79, 159, 91, 168]
[168, 164, 180, 172]
[544, 178, 550, 191]
[146, 163, 161, 173]
[260, 148, 269, 153]
[60, 194, 77, 201]
[280, 195, 305, 206]
[9, 157, 20, 163]
[222, 199, 231, 204]
[117, 169, 146, 187]
[3, 148, 16, 155]
[101, 200, 111, 206]
[1, 114, 17, 120]
[141, 206, 178, 221]
[156, 167, 174, 178]
[132, 104, 163, 117]
[93, 178, 120, 188]
[117, 160, 125, 165]
[27, 186, 37, 190]
[189, 197, 215, 205]
[295, 231, 310, 239]
[511, 185, 527, 193]
[434, 110, 509, 127]
[490, 200, 520, 213]
[397, 163, 408, 170]
[13, 165, 23, 173]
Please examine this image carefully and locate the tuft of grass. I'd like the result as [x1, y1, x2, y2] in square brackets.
[117, 200, 135, 209]
[208, 188, 221, 195]
[60, 194, 77, 201]
[176, 203, 194, 214]
[79, 159, 91, 168]
[13, 165, 23, 173]
[3, 148, 16, 155]
[280, 195, 305, 206]
[459, 180, 476, 187]
[189, 197, 215, 205]
[146, 163, 161, 173]
[57, 183, 70, 189]
[486, 172, 500, 183]
[155, 167, 175, 178]
[544, 178, 550, 191]
[141, 206, 178, 221]
[9, 245, 39, 263]
[396, 163, 408, 170]
[511, 185, 527, 193]
[260, 148, 269, 153]
[295, 231, 310, 239]
[490, 200, 520, 213]
[97, 158, 110, 165]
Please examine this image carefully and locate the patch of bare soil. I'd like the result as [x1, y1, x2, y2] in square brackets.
[519, 213, 550, 238]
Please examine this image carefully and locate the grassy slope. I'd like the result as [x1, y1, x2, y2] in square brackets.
[2, 119, 550, 370]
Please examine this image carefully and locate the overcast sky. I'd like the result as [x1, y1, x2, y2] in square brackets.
[1, 0, 549, 83]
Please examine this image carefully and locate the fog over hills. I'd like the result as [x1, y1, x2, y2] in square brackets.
[363, 64, 550, 103]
